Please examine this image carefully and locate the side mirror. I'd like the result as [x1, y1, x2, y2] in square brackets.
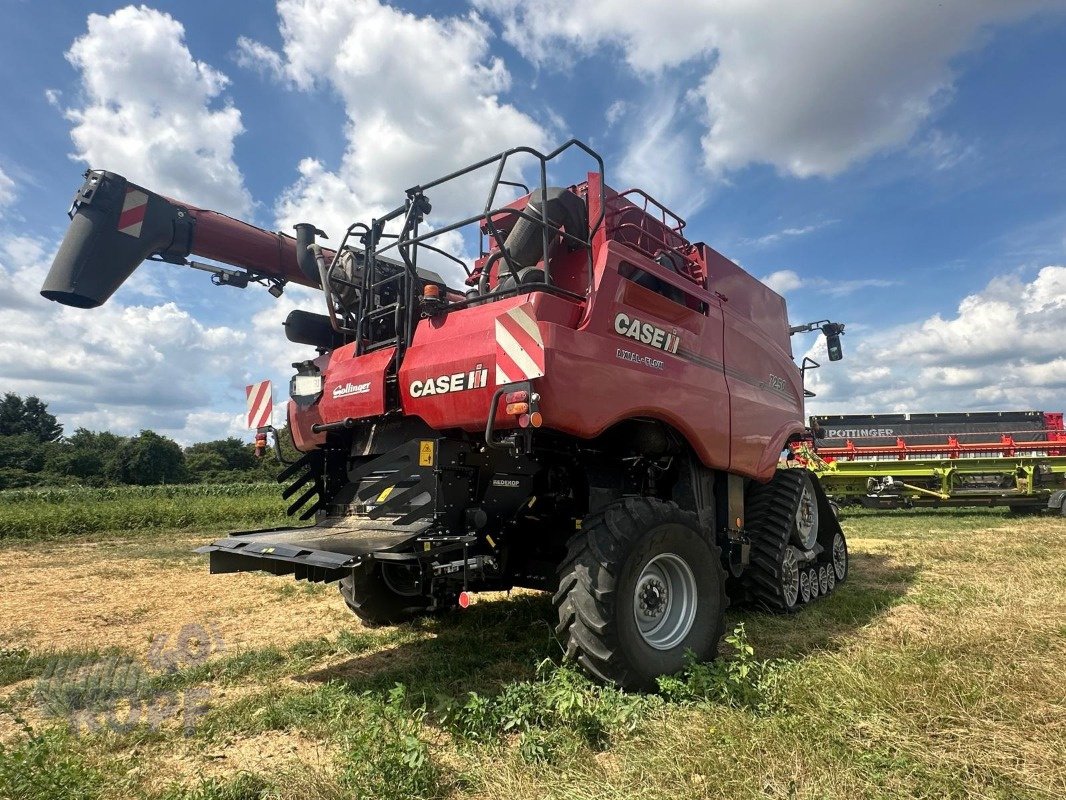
[821, 323, 845, 361]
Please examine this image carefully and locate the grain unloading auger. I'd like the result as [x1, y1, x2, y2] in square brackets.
[42, 141, 849, 689]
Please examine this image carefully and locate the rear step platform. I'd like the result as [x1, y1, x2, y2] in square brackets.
[196, 516, 430, 584]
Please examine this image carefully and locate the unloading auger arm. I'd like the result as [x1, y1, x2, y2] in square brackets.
[40, 169, 335, 308]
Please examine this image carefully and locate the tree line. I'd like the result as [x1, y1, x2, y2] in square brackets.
[0, 393, 296, 489]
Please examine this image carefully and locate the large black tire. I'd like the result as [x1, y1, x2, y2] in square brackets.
[554, 498, 727, 691]
[338, 562, 433, 627]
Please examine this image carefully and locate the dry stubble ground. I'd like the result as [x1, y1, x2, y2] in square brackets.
[0, 508, 1064, 800]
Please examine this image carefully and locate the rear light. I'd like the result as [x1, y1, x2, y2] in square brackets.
[291, 374, 323, 397]
[290, 362, 323, 405]
[501, 384, 543, 430]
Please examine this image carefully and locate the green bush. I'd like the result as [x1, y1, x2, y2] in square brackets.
[338, 685, 442, 799]
[0, 725, 108, 800]
[442, 659, 656, 762]
[657, 624, 790, 714]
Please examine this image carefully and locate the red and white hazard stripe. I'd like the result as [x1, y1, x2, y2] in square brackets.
[117, 187, 149, 238]
[246, 380, 272, 429]
[494, 302, 545, 386]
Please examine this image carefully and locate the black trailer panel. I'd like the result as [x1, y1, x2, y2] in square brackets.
[810, 410, 1050, 448]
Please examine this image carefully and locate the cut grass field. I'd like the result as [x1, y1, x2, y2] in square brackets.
[0, 508, 1063, 799]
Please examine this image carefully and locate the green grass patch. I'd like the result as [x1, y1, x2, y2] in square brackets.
[2, 513, 1064, 799]
[0, 725, 113, 800]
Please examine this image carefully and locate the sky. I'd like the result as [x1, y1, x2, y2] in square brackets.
[0, 0, 1064, 444]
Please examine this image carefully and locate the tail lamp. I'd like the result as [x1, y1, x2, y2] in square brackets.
[504, 388, 542, 428]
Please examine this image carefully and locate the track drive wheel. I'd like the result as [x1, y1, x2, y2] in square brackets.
[339, 562, 434, 627]
[554, 497, 727, 691]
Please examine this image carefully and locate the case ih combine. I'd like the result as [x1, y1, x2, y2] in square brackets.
[801, 411, 1066, 513]
[41, 141, 849, 689]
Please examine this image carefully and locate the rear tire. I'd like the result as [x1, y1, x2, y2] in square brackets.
[339, 562, 433, 627]
[554, 498, 727, 691]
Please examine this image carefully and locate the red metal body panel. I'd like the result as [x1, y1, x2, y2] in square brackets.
[288, 176, 807, 481]
[289, 345, 394, 451]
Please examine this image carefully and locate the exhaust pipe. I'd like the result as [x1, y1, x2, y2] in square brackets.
[41, 170, 330, 309]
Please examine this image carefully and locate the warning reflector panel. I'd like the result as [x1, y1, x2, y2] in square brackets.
[494, 302, 545, 386]
[117, 188, 149, 238]
[246, 380, 272, 429]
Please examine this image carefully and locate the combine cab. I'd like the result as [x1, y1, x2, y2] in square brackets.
[42, 141, 849, 689]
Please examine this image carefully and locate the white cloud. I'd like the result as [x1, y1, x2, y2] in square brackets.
[0, 234, 264, 443]
[0, 166, 15, 212]
[614, 86, 708, 217]
[762, 269, 803, 295]
[61, 5, 252, 216]
[242, 0, 548, 281]
[761, 269, 897, 298]
[476, 0, 1061, 179]
[234, 35, 285, 80]
[604, 100, 628, 128]
[806, 266, 1066, 416]
[743, 220, 837, 248]
[912, 129, 978, 171]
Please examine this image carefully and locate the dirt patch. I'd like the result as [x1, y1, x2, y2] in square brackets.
[140, 730, 340, 792]
[0, 542, 355, 656]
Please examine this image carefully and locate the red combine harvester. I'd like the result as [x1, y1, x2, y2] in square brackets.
[41, 141, 848, 688]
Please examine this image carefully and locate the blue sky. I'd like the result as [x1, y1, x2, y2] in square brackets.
[1, 0, 1064, 443]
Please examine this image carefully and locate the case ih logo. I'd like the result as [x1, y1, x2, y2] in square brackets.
[332, 381, 371, 399]
[410, 364, 489, 398]
[613, 313, 681, 353]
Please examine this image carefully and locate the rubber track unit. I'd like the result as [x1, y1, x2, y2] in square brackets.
[553, 497, 727, 689]
[741, 469, 809, 612]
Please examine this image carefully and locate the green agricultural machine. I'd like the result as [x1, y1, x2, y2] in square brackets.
[798, 411, 1066, 514]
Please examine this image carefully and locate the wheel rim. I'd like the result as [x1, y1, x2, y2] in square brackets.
[381, 563, 422, 597]
[794, 477, 819, 549]
[832, 532, 848, 580]
[633, 553, 698, 650]
[799, 569, 811, 602]
[808, 569, 819, 598]
[780, 547, 801, 606]
[827, 567, 836, 592]
[818, 566, 829, 594]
